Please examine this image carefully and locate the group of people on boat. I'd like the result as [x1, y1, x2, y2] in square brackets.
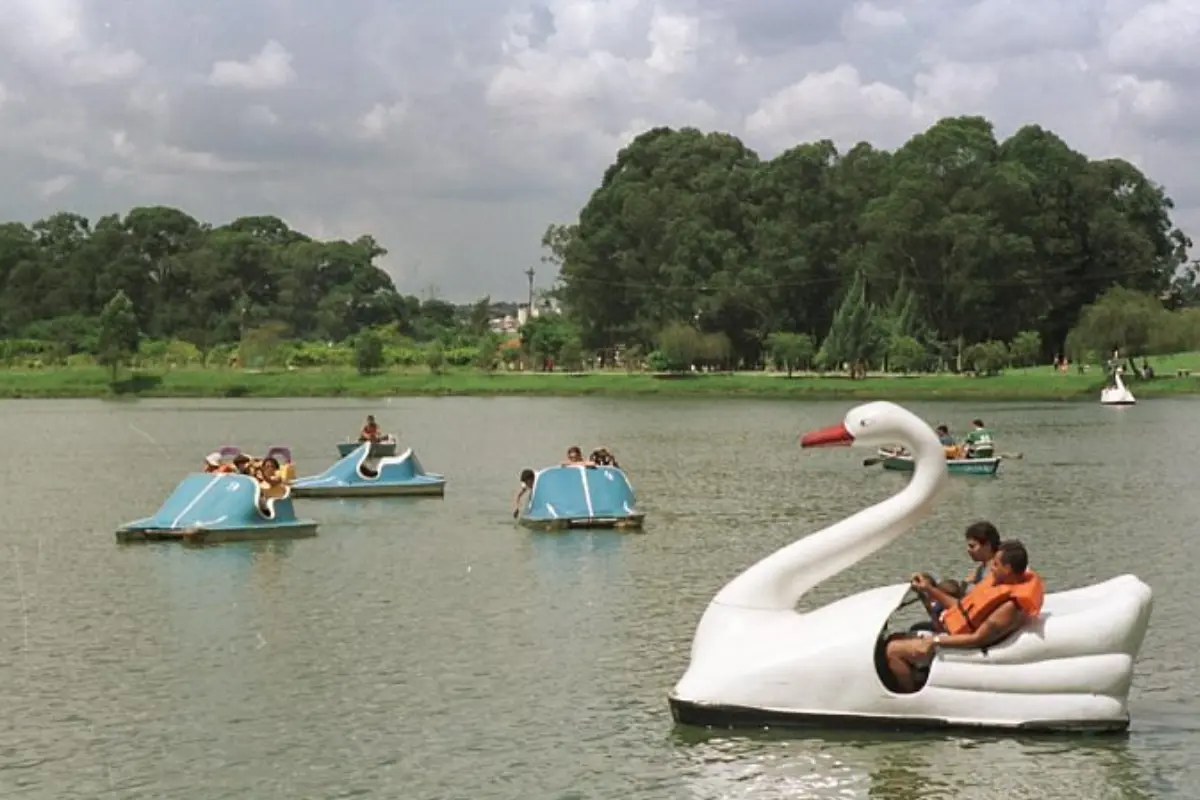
[202, 451, 290, 507]
[883, 521, 1044, 692]
[933, 419, 994, 460]
[510, 445, 623, 517]
[562, 445, 620, 468]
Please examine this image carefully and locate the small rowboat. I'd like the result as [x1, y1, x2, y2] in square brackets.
[877, 448, 1001, 476]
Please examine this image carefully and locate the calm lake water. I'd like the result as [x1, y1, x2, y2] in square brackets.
[0, 396, 1197, 799]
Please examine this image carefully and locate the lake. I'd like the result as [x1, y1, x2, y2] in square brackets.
[0, 396, 1196, 799]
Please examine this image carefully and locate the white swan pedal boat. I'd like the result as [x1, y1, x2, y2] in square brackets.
[1101, 368, 1136, 406]
[667, 401, 1153, 733]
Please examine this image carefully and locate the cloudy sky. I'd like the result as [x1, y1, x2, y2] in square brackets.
[0, 0, 1194, 301]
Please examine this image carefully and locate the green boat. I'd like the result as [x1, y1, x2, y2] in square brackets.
[878, 449, 1001, 475]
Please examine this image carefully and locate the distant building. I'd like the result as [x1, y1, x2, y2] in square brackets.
[489, 297, 558, 333]
[488, 314, 521, 333]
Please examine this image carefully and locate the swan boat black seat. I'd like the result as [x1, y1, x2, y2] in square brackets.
[873, 614, 1016, 695]
[874, 630, 930, 693]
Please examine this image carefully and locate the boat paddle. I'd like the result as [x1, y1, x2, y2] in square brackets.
[864, 451, 1022, 466]
[862, 449, 901, 468]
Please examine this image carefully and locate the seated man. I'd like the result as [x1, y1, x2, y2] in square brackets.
[256, 457, 287, 504]
[934, 425, 961, 459]
[885, 539, 1044, 693]
[358, 414, 381, 443]
[589, 446, 620, 468]
[562, 445, 594, 466]
[912, 521, 1000, 628]
[204, 452, 238, 474]
[963, 419, 994, 458]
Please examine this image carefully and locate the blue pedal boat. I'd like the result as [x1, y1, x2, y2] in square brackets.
[116, 473, 318, 544]
[290, 443, 446, 498]
[518, 464, 645, 530]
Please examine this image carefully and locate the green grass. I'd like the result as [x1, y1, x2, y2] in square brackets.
[2, 354, 1199, 401]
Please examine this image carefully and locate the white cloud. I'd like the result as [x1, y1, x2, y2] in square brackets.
[357, 102, 407, 140]
[207, 40, 295, 90]
[646, 11, 702, 74]
[745, 65, 915, 149]
[0, 0, 1193, 300]
[0, 0, 143, 84]
[845, 2, 907, 32]
[911, 61, 1000, 118]
[244, 104, 280, 126]
[34, 174, 75, 199]
[1107, 0, 1200, 77]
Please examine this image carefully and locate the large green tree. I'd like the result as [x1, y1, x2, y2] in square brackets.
[547, 115, 1193, 364]
[554, 127, 762, 362]
[96, 291, 140, 380]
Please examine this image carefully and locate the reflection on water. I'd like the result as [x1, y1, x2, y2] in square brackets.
[672, 729, 1157, 799]
[526, 530, 627, 589]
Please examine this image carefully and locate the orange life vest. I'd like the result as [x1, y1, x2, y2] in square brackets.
[216, 464, 237, 474]
[940, 570, 1044, 635]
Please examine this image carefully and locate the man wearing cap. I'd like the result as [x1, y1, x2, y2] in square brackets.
[203, 453, 237, 473]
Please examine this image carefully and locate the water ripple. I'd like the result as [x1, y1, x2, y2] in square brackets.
[0, 397, 1196, 797]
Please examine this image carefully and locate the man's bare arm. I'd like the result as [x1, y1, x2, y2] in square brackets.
[938, 601, 1025, 649]
[922, 584, 959, 610]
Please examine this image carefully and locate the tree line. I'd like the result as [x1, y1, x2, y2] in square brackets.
[0, 207, 519, 356]
[4, 114, 1200, 379]
[543, 115, 1198, 371]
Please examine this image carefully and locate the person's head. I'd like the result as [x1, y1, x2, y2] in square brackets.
[520, 468, 535, 486]
[261, 457, 279, 475]
[972, 419, 985, 429]
[204, 452, 221, 471]
[936, 578, 966, 598]
[965, 521, 1000, 562]
[990, 540, 1030, 583]
[565, 446, 583, 462]
[366, 415, 376, 425]
[935, 424, 949, 436]
[233, 454, 251, 473]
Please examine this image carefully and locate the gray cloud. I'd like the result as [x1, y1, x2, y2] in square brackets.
[0, 0, 1195, 302]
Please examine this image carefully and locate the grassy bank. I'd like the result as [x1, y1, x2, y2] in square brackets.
[3, 356, 1200, 401]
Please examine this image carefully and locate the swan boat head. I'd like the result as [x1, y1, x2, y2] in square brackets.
[668, 400, 1154, 732]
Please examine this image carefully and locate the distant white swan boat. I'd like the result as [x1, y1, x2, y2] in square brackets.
[1101, 367, 1136, 406]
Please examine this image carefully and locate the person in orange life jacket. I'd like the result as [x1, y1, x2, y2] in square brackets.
[910, 521, 1000, 632]
[885, 540, 1044, 693]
